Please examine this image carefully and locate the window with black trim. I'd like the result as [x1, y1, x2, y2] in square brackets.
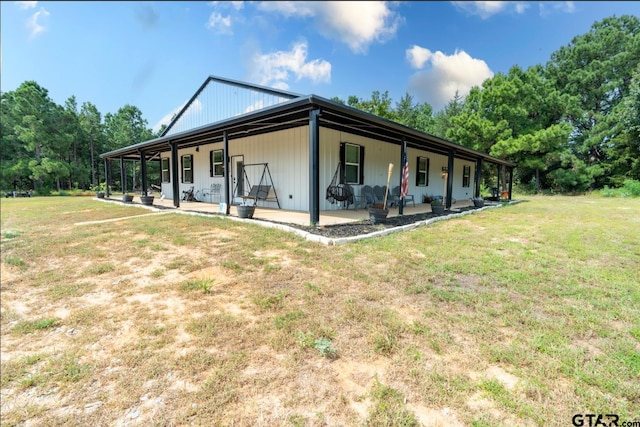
[161, 158, 170, 183]
[181, 154, 193, 183]
[340, 142, 365, 185]
[210, 150, 224, 177]
[416, 157, 429, 186]
[462, 165, 471, 187]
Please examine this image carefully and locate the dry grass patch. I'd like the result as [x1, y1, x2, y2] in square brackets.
[1, 195, 639, 425]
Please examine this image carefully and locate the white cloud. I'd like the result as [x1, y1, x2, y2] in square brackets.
[406, 45, 432, 69]
[15, 1, 37, 9]
[153, 99, 203, 134]
[539, 1, 576, 17]
[230, 1, 244, 11]
[407, 47, 494, 111]
[206, 12, 233, 34]
[451, 1, 507, 19]
[207, 1, 244, 10]
[250, 40, 331, 90]
[206, 1, 246, 35]
[26, 6, 49, 39]
[451, 1, 530, 19]
[243, 100, 264, 114]
[256, 1, 402, 54]
[514, 2, 530, 14]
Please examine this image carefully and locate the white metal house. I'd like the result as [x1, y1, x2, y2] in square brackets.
[100, 76, 515, 226]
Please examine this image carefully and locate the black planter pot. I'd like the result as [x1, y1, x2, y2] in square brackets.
[96, 191, 105, 199]
[122, 194, 133, 203]
[237, 205, 255, 219]
[368, 206, 389, 224]
[473, 199, 484, 208]
[431, 204, 445, 214]
[141, 195, 155, 206]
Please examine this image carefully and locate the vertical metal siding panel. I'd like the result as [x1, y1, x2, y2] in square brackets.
[165, 80, 295, 136]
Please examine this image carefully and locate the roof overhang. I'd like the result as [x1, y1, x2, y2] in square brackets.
[100, 95, 516, 168]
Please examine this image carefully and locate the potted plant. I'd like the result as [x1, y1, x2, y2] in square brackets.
[93, 182, 106, 198]
[368, 202, 389, 224]
[422, 194, 433, 204]
[122, 193, 133, 203]
[471, 196, 484, 208]
[430, 198, 445, 214]
[237, 200, 256, 219]
[140, 191, 154, 206]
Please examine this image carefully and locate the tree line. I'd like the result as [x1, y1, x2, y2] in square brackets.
[333, 15, 640, 193]
[2, 15, 638, 194]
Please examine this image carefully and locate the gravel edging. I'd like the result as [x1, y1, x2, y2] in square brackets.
[94, 197, 521, 245]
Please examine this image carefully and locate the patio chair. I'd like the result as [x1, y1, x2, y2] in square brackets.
[360, 185, 376, 208]
[373, 185, 393, 208]
[391, 185, 415, 207]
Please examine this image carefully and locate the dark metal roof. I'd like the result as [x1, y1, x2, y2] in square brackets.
[101, 86, 516, 168]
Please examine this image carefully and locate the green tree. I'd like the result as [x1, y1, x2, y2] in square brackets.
[431, 90, 464, 139]
[79, 102, 105, 187]
[448, 65, 572, 192]
[545, 14, 640, 188]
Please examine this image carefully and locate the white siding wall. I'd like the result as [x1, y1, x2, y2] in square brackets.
[161, 127, 310, 210]
[159, 126, 477, 210]
[229, 127, 309, 211]
[319, 128, 477, 209]
[159, 142, 227, 203]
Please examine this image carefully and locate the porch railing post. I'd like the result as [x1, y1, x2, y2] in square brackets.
[446, 150, 455, 209]
[171, 142, 180, 208]
[223, 131, 230, 215]
[309, 109, 320, 227]
[139, 149, 147, 196]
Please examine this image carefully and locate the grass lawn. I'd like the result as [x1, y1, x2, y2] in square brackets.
[1, 194, 639, 426]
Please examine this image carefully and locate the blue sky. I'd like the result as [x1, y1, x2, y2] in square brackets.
[3, 1, 639, 133]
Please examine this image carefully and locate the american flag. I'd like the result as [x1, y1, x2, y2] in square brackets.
[401, 142, 409, 199]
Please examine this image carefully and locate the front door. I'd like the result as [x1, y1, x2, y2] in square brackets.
[230, 155, 245, 205]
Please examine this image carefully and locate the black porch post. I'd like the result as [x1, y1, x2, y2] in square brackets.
[120, 157, 126, 194]
[104, 159, 110, 197]
[474, 158, 483, 198]
[398, 139, 405, 215]
[497, 164, 501, 193]
[139, 150, 148, 196]
[309, 109, 320, 226]
[446, 150, 455, 209]
[508, 167, 513, 200]
[223, 131, 230, 215]
[170, 142, 180, 208]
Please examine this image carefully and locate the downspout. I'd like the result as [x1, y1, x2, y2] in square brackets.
[223, 131, 230, 215]
[170, 142, 180, 208]
[309, 109, 320, 227]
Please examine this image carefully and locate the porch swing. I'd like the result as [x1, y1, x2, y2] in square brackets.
[326, 161, 355, 208]
[238, 162, 281, 208]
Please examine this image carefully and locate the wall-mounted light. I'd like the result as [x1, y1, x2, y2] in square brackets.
[196, 147, 200, 152]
